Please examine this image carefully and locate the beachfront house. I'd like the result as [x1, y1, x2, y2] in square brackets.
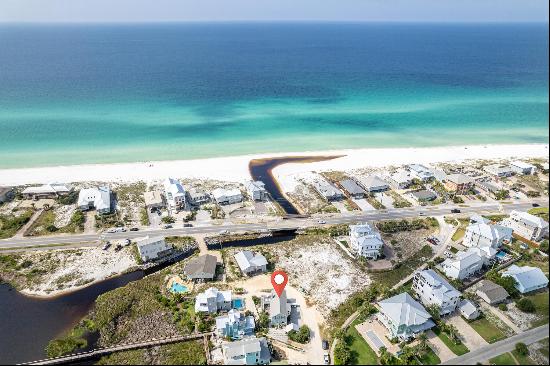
[144, 190, 164, 211]
[184, 254, 218, 282]
[377, 292, 435, 341]
[135, 236, 172, 262]
[439, 249, 484, 280]
[483, 164, 514, 178]
[212, 188, 243, 205]
[475, 180, 505, 199]
[412, 269, 461, 316]
[234, 250, 268, 276]
[502, 210, 549, 242]
[408, 189, 437, 204]
[221, 336, 271, 365]
[458, 299, 480, 320]
[476, 280, 509, 305]
[349, 223, 384, 259]
[77, 186, 111, 214]
[216, 309, 255, 340]
[408, 164, 435, 182]
[388, 170, 414, 190]
[444, 174, 475, 195]
[188, 188, 210, 206]
[261, 290, 290, 327]
[246, 181, 268, 201]
[462, 221, 513, 249]
[311, 176, 344, 201]
[195, 287, 232, 313]
[510, 161, 537, 175]
[358, 175, 390, 193]
[502, 265, 549, 294]
[163, 178, 186, 211]
[339, 179, 366, 198]
[0, 186, 13, 203]
[21, 183, 72, 200]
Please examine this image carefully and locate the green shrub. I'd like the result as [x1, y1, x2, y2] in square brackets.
[516, 298, 535, 313]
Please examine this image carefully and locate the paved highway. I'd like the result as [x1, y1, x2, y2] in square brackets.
[441, 324, 549, 365]
[0, 200, 543, 250]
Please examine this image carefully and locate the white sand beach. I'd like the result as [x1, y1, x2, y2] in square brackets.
[0, 144, 548, 186]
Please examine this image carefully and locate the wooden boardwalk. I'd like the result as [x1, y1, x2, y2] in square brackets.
[19, 333, 213, 365]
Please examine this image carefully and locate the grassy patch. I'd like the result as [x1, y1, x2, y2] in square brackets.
[511, 349, 536, 365]
[468, 316, 507, 344]
[0, 209, 34, 239]
[417, 347, 441, 365]
[27, 209, 84, 236]
[370, 245, 433, 288]
[344, 319, 378, 365]
[489, 352, 517, 365]
[524, 291, 549, 328]
[433, 327, 469, 356]
[528, 207, 549, 223]
[452, 228, 465, 242]
[45, 319, 95, 358]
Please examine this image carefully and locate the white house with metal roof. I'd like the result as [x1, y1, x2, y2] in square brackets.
[377, 292, 435, 341]
[163, 178, 186, 211]
[311, 176, 344, 201]
[246, 181, 268, 201]
[212, 188, 243, 205]
[510, 161, 537, 175]
[463, 221, 513, 249]
[234, 250, 268, 276]
[484, 164, 514, 178]
[77, 186, 111, 214]
[22, 183, 72, 199]
[135, 236, 172, 262]
[388, 170, 414, 189]
[439, 248, 484, 280]
[408, 164, 435, 182]
[195, 287, 232, 313]
[215, 309, 255, 340]
[502, 210, 549, 242]
[261, 289, 290, 327]
[502, 265, 549, 294]
[221, 336, 271, 365]
[412, 269, 461, 316]
[349, 223, 384, 259]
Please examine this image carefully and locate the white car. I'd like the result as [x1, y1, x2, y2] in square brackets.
[102, 242, 111, 250]
[318, 220, 327, 224]
[324, 353, 330, 365]
[219, 229, 230, 235]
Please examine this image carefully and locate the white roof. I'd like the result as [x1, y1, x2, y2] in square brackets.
[417, 269, 461, 302]
[22, 183, 71, 195]
[144, 190, 163, 206]
[212, 187, 242, 199]
[360, 175, 389, 189]
[511, 161, 536, 169]
[164, 177, 185, 196]
[446, 173, 474, 185]
[502, 265, 549, 289]
[135, 235, 165, 248]
[466, 223, 513, 242]
[223, 337, 265, 358]
[510, 211, 549, 229]
[390, 170, 413, 184]
[459, 299, 478, 316]
[246, 181, 266, 192]
[77, 186, 110, 211]
[234, 251, 268, 271]
[379, 293, 432, 328]
[447, 250, 483, 270]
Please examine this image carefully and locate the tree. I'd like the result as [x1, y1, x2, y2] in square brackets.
[539, 240, 549, 254]
[494, 190, 510, 200]
[516, 298, 536, 313]
[161, 215, 175, 224]
[379, 347, 397, 365]
[334, 341, 352, 365]
[425, 304, 441, 322]
[444, 323, 460, 343]
[515, 342, 529, 356]
[417, 333, 429, 354]
[288, 325, 311, 344]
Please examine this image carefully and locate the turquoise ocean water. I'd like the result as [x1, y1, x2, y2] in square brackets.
[0, 23, 548, 169]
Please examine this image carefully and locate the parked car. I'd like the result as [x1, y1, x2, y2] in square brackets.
[532, 203, 540, 207]
[219, 229, 230, 235]
[102, 242, 111, 250]
[114, 244, 123, 252]
[130, 227, 139, 231]
[318, 220, 327, 224]
[163, 224, 173, 229]
[323, 354, 330, 365]
[451, 208, 461, 213]
[322, 340, 329, 350]
[183, 223, 193, 227]
[123, 239, 131, 247]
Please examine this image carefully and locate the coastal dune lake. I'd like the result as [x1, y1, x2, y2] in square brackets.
[0, 22, 548, 169]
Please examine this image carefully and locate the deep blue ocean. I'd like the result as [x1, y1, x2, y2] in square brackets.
[0, 22, 548, 168]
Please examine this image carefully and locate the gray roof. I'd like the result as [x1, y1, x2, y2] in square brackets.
[476, 280, 509, 302]
[184, 254, 217, 279]
[339, 179, 365, 195]
[379, 292, 433, 328]
[502, 265, 549, 290]
[234, 251, 268, 271]
[223, 337, 269, 361]
[417, 269, 461, 302]
[446, 173, 474, 185]
[476, 181, 502, 193]
[410, 190, 437, 201]
[459, 299, 478, 316]
[0, 186, 12, 196]
[360, 175, 389, 190]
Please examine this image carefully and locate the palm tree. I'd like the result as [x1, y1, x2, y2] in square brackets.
[417, 333, 429, 354]
[445, 323, 460, 343]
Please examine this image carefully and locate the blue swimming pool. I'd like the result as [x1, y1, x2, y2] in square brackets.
[496, 251, 507, 259]
[232, 298, 244, 309]
[171, 283, 188, 294]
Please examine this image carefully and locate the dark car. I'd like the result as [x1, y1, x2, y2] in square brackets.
[451, 209, 461, 213]
[532, 203, 540, 207]
[322, 340, 329, 350]
[183, 223, 193, 227]
[130, 227, 139, 231]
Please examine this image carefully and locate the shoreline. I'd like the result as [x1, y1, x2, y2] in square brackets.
[0, 143, 548, 186]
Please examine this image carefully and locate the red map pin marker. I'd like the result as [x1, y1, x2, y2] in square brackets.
[271, 270, 288, 298]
